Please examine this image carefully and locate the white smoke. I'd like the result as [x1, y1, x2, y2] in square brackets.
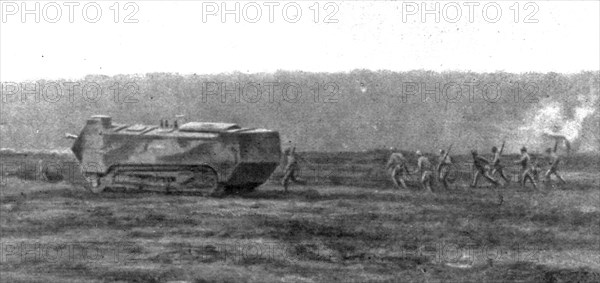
[518, 91, 598, 152]
[558, 103, 596, 141]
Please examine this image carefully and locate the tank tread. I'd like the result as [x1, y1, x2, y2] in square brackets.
[85, 164, 222, 196]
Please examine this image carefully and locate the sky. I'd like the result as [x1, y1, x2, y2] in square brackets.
[1, 1, 599, 81]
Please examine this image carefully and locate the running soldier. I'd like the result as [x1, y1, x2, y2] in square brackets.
[386, 149, 410, 189]
[281, 147, 303, 192]
[37, 159, 48, 182]
[436, 145, 452, 190]
[544, 139, 566, 186]
[470, 150, 500, 188]
[414, 150, 433, 192]
[513, 147, 538, 189]
[531, 161, 542, 183]
[490, 141, 510, 184]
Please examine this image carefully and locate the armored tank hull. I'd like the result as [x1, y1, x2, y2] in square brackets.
[69, 115, 281, 195]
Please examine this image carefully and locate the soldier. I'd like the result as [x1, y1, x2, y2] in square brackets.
[281, 147, 303, 192]
[544, 140, 566, 186]
[490, 141, 510, 184]
[513, 147, 538, 189]
[36, 159, 48, 182]
[470, 150, 500, 188]
[436, 146, 452, 190]
[531, 161, 542, 183]
[414, 150, 433, 193]
[386, 149, 410, 189]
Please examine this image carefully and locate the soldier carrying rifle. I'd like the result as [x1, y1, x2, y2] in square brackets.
[281, 146, 306, 192]
[544, 138, 567, 187]
[490, 141, 510, 185]
[514, 146, 538, 190]
[436, 144, 453, 191]
[386, 148, 410, 190]
[470, 149, 500, 188]
[414, 150, 434, 193]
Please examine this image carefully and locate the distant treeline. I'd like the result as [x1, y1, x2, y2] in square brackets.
[1, 70, 598, 153]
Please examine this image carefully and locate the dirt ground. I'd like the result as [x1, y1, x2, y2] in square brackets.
[0, 152, 599, 282]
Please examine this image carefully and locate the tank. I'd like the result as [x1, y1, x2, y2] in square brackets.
[68, 115, 281, 195]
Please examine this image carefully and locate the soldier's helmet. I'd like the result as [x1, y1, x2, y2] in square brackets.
[491, 146, 498, 153]
[439, 149, 445, 155]
[283, 148, 292, 155]
[471, 149, 478, 155]
[520, 147, 527, 152]
[416, 150, 422, 156]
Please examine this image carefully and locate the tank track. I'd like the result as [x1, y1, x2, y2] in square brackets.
[84, 164, 225, 196]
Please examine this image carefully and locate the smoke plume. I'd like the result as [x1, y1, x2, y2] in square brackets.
[518, 82, 599, 153]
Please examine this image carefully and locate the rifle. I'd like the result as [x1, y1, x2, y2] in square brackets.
[437, 143, 453, 174]
[445, 143, 453, 159]
[499, 140, 505, 155]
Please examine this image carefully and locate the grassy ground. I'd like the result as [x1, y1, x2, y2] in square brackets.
[0, 151, 599, 282]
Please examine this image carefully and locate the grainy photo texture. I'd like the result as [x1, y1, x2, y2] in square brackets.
[0, 1, 599, 282]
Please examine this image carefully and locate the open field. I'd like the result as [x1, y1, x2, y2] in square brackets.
[1, 150, 599, 282]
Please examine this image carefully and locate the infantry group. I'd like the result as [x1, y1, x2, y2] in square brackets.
[279, 138, 568, 196]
